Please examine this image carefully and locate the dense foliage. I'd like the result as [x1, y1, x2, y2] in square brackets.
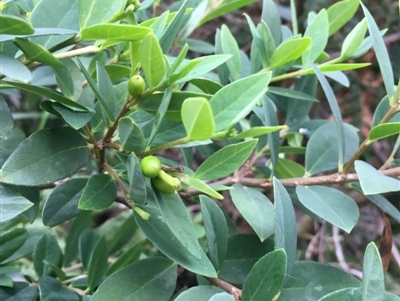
[0, 0, 399, 300]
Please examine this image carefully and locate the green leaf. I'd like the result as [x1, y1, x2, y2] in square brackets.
[372, 96, 400, 127]
[220, 25, 241, 81]
[309, 63, 346, 167]
[280, 261, 361, 300]
[2, 81, 88, 111]
[51, 102, 95, 130]
[268, 86, 318, 102]
[233, 125, 286, 140]
[175, 286, 225, 301]
[153, 191, 202, 258]
[182, 97, 215, 140]
[64, 212, 92, 266]
[0, 96, 13, 140]
[0, 53, 32, 83]
[219, 234, 274, 285]
[361, 3, 395, 103]
[296, 185, 359, 233]
[0, 282, 38, 301]
[134, 205, 217, 277]
[305, 122, 359, 175]
[369, 123, 400, 142]
[33, 233, 63, 277]
[0, 183, 33, 223]
[200, 195, 228, 271]
[270, 38, 311, 68]
[362, 243, 385, 301]
[52, 58, 81, 100]
[78, 0, 121, 29]
[77, 60, 115, 123]
[276, 158, 305, 178]
[0, 14, 34, 35]
[139, 33, 166, 89]
[92, 258, 177, 301]
[262, 97, 280, 175]
[189, 78, 222, 95]
[261, 0, 281, 46]
[355, 160, 400, 195]
[0, 229, 27, 263]
[118, 117, 145, 153]
[127, 153, 147, 204]
[302, 9, 329, 64]
[39, 276, 79, 301]
[1, 127, 89, 186]
[194, 140, 257, 180]
[87, 236, 109, 291]
[315, 63, 371, 73]
[317, 287, 362, 301]
[106, 242, 142, 276]
[230, 184, 274, 242]
[273, 177, 297, 280]
[209, 293, 235, 301]
[28, 0, 79, 49]
[327, 0, 359, 35]
[79, 24, 151, 41]
[42, 178, 88, 227]
[210, 72, 272, 131]
[180, 175, 223, 200]
[242, 249, 287, 301]
[0, 274, 13, 288]
[340, 19, 368, 60]
[13, 38, 64, 68]
[96, 61, 117, 119]
[79, 228, 101, 271]
[78, 174, 117, 210]
[199, 0, 258, 26]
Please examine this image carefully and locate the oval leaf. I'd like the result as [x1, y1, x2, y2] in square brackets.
[182, 97, 215, 140]
[0, 183, 33, 223]
[78, 174, 117, 210]
[270, 38, 311, 68]
[369, 122, 400, 142]
[0, 14, 34, 35]
[139, 33, 165, 89]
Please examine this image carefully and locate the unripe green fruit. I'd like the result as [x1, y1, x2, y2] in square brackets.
[140, 156, 162, 178]
[151, 176, 176, 195]
[128, 75, 145, 97]
[158, 170, 181, 190]
[134, 0, 141, 10]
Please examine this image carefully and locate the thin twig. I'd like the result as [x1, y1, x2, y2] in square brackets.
[332, 226, 351, 272]
[205, 277, 242, 300]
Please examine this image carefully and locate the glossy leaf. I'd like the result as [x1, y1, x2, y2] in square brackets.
[78, 174, 117, 210]
[194, 139, 257, 180]
[230, 184, 274, 242]
[270, 38, 311, 68]
[340, 19, 368, 60]
[276, 158, 305, 178]
[200, 195, 228, 271]
[303, 9, 329, 64]
[296, 185, 359, 233]
[87, 236, 108, 291]
[242, 249, 286, 301]
[273, 177, 296, 279]
[362, 243, 385, 301]
[127, 153, 147, 204]
[13, 38, 63, 68]
[182, 97, 215, 140]
[80, 24, 151, 41]
[118, 116, 145, 153]
[38, 276, 79, 301]
[91, 258, 177, 301]
[280, 261, 361, 300]
[327, 0, 359, 35]
[361, 3, 395, 102]
[0, 229, 27, 263]
[180, 175, 223, 200]
[42, 178, 88, 227]
[210, 72, 272, 131]
[1, 127, 89, 186]
[369, 123, 400, 142]
[33, 233, 63, 277]
[219, 234, 274, 285]
[2, 81, 88, 111]
[0, 14, 34, 35]
[51, 102, 95, 130]
[134, 205, 217, 277]
[0, 183, 33, 223]
[355, 160, 400, 195]
[140, 33, 165, 89]
[0, 54, 32, 83]
[175, 286, 225, 301]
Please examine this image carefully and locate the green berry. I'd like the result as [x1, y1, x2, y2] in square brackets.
[128, 75, 145, 97]
[140, 156, 162, 178]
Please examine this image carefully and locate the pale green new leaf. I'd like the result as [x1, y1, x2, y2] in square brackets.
[194, 140, 257, 180]
[221, 25, 241, 81]
[80, 24, 151, 41]
[340, 19, 368, 60]
[0, 14, 34, 35]
[140, 33, 166, 89]
[270, 38, 311, 68]
[182, 97, 215, 140]
[369, 122, 400, 142]
[180, 175, 223, 200]
[327, 0, 359, 36]
[303, 9, 329, 64]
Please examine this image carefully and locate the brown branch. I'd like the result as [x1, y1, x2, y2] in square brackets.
[205, 277, 242, 300]
[180, 166, 400, 197]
